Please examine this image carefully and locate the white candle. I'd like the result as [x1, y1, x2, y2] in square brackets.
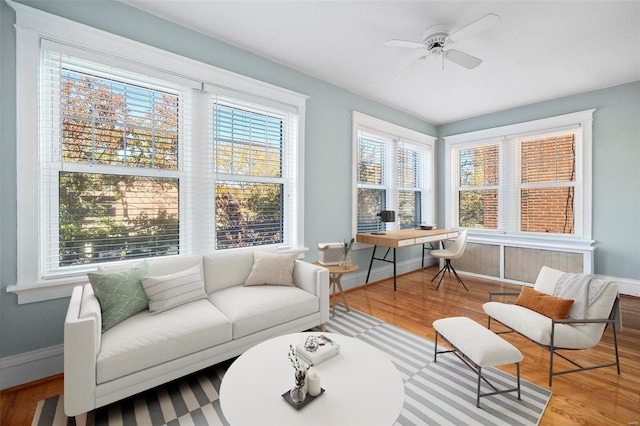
[307, 370, 321, 396]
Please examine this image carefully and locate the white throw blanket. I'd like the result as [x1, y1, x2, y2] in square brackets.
[552, 273, 609, 320]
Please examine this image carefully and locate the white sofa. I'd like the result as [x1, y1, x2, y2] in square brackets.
[63, 247, 329, 419]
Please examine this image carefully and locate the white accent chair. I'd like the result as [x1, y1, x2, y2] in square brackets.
[430, 229, 469, 291]
[483, 266, 621, 385]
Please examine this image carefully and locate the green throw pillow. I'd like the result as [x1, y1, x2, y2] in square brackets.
[88, 261, 150, 332]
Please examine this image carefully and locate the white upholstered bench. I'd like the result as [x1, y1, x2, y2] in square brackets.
[433, 316, 524, 408]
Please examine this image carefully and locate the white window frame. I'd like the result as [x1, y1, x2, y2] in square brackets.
[8, 2, 307, 303]
[453, 140, 502, 231]
[352, 112, 436, 241]
[444, 109, 594, 246]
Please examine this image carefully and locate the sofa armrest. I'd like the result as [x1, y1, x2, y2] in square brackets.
[64, 285, 100, 417]
[293, 261, 330, 324]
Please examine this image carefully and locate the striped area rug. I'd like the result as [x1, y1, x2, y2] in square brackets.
[33, 305, 551, 425]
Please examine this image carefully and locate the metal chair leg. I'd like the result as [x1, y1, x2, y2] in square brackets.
[432, 259, 468, 291]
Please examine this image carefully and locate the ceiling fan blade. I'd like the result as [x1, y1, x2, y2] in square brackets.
[449, 13, 500, 42]
[392, 55, 429, 80]
[445, 49, 483, 69]
[384, 39, 426, 49]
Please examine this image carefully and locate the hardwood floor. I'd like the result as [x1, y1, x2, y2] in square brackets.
[1, 267, 638, 425]
[346, 268, 640, 426]
[1, 373, 63, 425]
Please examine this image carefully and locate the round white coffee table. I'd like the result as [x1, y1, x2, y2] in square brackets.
[220, 332, 404, 425]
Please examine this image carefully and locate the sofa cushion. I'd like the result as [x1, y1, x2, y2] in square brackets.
[515, 285, 574, 319]
[96, 299, 232, 384]
[88, 261, 150, 332]
[203, 247, 277, 293]
[141, 265, 207, 313]
[209, 286, 319, 339]
[97, 255, 202, 277]
[244, 251, 297, 287]
[483, 301, 597, 349]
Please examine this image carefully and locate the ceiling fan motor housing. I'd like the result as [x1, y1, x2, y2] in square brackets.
[422, 31, 449, 55]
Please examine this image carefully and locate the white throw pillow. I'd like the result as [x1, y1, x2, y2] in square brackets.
[141, 265, 207, 313]
[244, 251, 297, 287]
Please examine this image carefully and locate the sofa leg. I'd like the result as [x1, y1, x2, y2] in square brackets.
[320, 323, 327, 332]
[75, 412, 87, 426]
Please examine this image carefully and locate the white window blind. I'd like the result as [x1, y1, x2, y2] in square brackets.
[35, 45, 301, 280]
[354, 120, 434, 234]
[397, 139, 431, 229]
[40, 48, 194, 277]
[213, 94, 298, 250]
[357, 130, 390, 233]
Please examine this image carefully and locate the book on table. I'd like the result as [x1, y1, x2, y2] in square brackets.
[296, 335, 340, 365]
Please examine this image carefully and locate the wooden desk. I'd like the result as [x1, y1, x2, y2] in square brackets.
[356, 229, 459, 296]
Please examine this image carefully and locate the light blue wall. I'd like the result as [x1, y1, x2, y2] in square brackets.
[0, 0, 436, 358]
[438, 81, 640, 281]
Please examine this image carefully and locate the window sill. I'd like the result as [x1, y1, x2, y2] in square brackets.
[467, 231, 595, 252]
[6, 276, 86, 304]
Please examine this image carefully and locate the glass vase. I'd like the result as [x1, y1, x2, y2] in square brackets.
[289, 369, 307, 404]
[339, 254, 352, 269]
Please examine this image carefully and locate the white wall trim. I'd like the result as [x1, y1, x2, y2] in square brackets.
[0, 344, 63, 390]
[443, 109, 595, 146]
[597, 274, 640, 297]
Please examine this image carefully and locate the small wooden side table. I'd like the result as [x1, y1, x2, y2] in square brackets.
[313, 262, 359, 317]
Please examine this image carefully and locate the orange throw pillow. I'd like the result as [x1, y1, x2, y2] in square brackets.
[515, 285, 574, 320]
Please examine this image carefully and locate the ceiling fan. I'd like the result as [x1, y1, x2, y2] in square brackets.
[385, 13, 501, 78]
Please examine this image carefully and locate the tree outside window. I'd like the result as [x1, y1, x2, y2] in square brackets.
[58, 69, 180, 267]
[458, 145, 499, 229]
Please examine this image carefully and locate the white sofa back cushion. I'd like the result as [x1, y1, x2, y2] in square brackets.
[203, 247, 278, 294]
[96, 255, 203, 277]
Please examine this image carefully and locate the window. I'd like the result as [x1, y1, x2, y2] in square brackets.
[356, 131, 389, 233]
[519, 131, 577, 234]
[11, 3, 306, 301]
[397, 142, 426, 229]
[458, 144, 499, 229]
[42, 50, 185, 272]
[213, 97, 298, 250]
[353, 112, 435, 235]
[445, 110, 593, 241]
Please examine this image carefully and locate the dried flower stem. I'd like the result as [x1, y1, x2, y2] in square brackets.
[288, 345, 312, 371]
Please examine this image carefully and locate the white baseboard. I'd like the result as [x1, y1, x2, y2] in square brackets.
[0, 344, 63, 390]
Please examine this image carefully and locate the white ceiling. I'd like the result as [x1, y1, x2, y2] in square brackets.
[122, 0, 640, 125]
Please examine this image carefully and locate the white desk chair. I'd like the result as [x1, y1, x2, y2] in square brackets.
[430, 229, 469, 291]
